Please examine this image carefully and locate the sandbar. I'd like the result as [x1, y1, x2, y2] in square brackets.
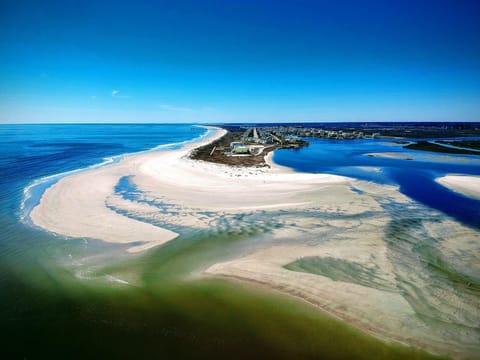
[436, 174, 480, 200]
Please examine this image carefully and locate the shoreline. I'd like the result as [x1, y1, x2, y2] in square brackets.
[22, 125, 216, 222]
[30, 126, 228, 252]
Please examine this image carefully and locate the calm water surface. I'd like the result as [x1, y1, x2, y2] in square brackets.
[274, 137, 480, 228]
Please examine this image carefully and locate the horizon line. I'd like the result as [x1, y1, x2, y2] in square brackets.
[1, 120, 480, 125]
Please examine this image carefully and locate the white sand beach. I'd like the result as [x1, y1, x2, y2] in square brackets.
[31, 127, 227, 252]
[436, 174, 480, 200]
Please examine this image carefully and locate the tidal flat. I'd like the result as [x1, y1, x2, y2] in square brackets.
[0, 226, 445, 360]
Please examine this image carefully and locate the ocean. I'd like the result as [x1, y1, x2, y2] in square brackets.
[0, 123, 478, 359]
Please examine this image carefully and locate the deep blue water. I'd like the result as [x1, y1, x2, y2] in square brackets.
[273, 137, 480, 228]
[0, 124, 207, 221]
[0, 124, 205, 189]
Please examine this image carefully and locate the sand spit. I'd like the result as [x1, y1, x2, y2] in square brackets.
[30, 163, 178, 253]
[366, 152, 414, 160]
[30, 127, 226, 252]
[436, 174, 480, 200]
[30, 126, 349, 252]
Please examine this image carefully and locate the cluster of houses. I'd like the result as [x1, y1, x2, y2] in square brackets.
[242, 127, 274, 144]
[267, 126, 382, 139]
[229, 141, 264, 155]
[227, 127, 308, 156]
[255, 126, 382, 140]
[226, 126, 382, 156]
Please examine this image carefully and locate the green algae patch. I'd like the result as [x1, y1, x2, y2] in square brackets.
[285, 256, 397, 292]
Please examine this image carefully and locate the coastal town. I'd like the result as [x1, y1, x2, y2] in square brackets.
[254, 125, 377, 141]
[190, 126, 310, 167]
[189, 123, 391, 167]
[190, 123, 480, 167]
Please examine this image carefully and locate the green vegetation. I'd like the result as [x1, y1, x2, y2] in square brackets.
[404, 141, 480, 155]
[437, 140, 480, 151]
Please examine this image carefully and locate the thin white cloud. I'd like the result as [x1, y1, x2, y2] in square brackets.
[111, 90, 130, 98]
[158, 104, 194, 112]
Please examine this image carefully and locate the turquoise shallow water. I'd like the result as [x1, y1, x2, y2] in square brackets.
[0, 124, 476, 359]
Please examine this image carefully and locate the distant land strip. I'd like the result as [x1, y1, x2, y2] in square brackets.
[404, 141, 480, 155]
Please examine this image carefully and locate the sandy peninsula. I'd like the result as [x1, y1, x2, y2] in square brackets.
[30, 126, 349, 251]
[436, 174, 480, 200]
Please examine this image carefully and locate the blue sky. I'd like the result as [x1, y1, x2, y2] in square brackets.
[1, 0, 479, 123]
